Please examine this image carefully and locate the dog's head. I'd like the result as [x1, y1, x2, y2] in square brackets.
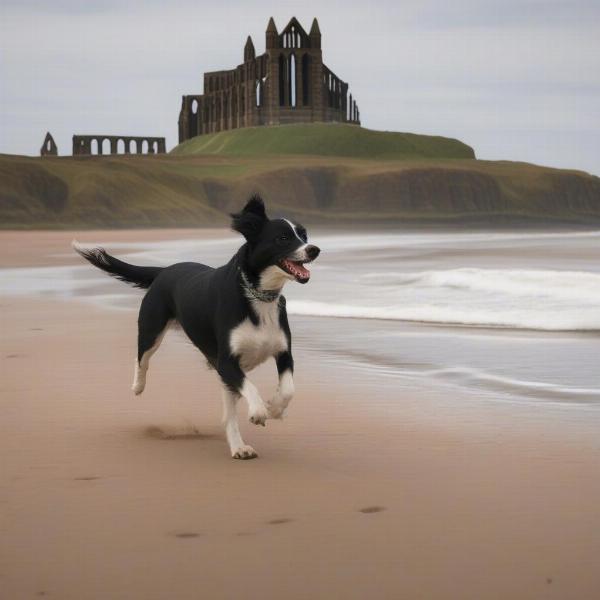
[231, 195, 320, 287]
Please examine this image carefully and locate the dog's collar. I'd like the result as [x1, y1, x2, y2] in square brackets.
[239, 269, 280, 303]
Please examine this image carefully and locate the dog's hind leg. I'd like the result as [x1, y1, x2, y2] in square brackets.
[132, 293, 171, 395]
[222, 387, 257, 459]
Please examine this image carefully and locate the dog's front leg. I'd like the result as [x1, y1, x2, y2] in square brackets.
[267, 351, 295, 420]
[221, 387, 257, 460]
[217, 355, 269, 428]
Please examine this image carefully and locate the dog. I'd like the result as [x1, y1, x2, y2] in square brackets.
[73, 196, 320, 459]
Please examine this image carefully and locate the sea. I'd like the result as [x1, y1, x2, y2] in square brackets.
[2, 229, 599, 412]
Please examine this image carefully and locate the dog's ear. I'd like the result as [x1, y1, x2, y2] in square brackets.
[231, 195, 268, 242]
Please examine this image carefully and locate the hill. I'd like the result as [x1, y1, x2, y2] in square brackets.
[171, 123, 476, 160]
[1, 125, 599, 229]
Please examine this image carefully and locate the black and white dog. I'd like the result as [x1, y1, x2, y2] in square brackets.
[74, 197, 319, 459]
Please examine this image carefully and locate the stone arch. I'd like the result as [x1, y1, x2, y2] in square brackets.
[117, 139, 126, 153]
[92, 139, 100, 155]
[302, 54, 311, 105]
[278, 53, 286, 106]
[289, 53, 297, 108]
[101, 138, 111, 155]
[190, 99, 199, 138]
[129, 139, 138, 154]
[141, 139, 149, 153]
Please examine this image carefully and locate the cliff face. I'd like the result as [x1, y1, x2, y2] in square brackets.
[1, 153, 599, 229]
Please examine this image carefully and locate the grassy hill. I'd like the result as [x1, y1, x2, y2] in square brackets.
[171, 123, 476, 160]
[1, 124, 599, 229]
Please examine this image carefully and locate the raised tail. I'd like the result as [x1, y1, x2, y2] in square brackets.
[72, 241, 163, 289]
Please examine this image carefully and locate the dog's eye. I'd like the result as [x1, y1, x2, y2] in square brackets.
[276, 235, 290, 244]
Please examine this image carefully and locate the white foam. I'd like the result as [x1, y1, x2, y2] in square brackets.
[288, 267, 600, 331]
[288, 300, 600, 331]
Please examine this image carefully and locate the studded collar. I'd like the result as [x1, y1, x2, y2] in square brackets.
[239, 269, 280, 303]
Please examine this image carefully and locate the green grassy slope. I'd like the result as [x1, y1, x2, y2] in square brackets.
[171, 123, 476, 160]
[2, 150, 599, 229]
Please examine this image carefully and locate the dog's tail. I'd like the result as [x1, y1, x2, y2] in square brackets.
[72, 241, 163, 289]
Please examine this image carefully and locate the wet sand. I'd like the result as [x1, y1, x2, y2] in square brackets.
[2, 230, 600, 599]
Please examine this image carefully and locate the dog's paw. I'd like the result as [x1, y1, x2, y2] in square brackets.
[131, 382, 145, 395]
[266, 402, 285, 420]
[232, 445, 258, 460]
[248, 407, 268, 426]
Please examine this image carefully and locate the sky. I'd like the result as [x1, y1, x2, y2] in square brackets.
[1, 0, 599, 175]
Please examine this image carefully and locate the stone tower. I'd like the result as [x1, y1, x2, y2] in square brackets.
[178, 17, 360, 143]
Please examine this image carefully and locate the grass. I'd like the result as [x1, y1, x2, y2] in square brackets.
[171, 123, 476, 160]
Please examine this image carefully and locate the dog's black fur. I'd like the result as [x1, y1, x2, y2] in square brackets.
[74, 196, 319, 458]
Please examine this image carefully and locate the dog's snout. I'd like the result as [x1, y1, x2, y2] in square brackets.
[306, 245, 320, 260]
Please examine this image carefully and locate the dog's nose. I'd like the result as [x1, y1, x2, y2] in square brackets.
[306, 245, 320, 260]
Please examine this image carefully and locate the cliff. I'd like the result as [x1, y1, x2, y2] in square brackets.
[1, 125, 599, 229]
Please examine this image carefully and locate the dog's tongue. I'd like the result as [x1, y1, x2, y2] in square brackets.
[282, 259, 310, 280]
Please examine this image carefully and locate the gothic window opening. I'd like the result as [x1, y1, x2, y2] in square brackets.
[279, 54, 286, 106]
[302, 54, 311, 105]
[289, 54, 297, 108]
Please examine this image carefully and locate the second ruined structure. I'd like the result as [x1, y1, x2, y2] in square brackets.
[72, 135, 166, 156]
[178, 17, 360, 143]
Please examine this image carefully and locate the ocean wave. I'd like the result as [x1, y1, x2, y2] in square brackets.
[362, 268, 600, 303]
[287, 299, 600, 331]
[286, 267, 600, 331]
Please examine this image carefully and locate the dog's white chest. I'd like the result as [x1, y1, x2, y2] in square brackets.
[229, 301, 287, 372]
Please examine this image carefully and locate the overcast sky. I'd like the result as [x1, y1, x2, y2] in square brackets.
[1, 0, 599, 175]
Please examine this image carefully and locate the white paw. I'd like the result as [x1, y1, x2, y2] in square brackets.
[232, 445, 258, 460]
[266, 401, 285, 420]
[248, 406, 268, 426]
[132, 382, 145, 395]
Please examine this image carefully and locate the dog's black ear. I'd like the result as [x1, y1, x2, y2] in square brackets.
[231, 195, 268, 241]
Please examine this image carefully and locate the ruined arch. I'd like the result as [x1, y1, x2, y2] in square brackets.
[278, 54, 286, 106]
[302, 54, 311, 105]
[289, 53, 297, 108]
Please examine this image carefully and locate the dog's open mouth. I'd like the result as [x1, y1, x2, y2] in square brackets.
[279, 258, 311, 283]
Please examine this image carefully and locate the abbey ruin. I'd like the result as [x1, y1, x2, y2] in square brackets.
[178, 17, 360, 142]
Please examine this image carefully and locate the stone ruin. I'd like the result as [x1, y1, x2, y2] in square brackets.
[72, 135, 166, 156]
[40, 132, 58, 156]
[178, 17, 361, 142]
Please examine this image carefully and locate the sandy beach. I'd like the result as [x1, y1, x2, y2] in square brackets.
[2, 230, 600, 600]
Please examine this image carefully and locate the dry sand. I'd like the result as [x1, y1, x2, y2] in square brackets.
[1, 230, 600, 599]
